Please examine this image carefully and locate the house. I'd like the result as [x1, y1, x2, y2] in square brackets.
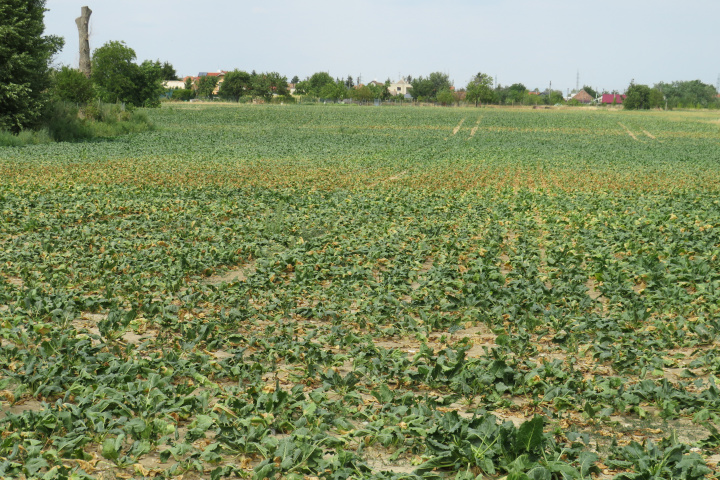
[601, 93, 626, 105]
[388, 79, 411, 96]
[163, 80, 185, 90]
[572, 89, 593, 104]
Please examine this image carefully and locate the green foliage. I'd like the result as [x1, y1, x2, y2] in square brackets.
[351, 85, 374, 103]
[0, 0, 64, 133]
[655, 79, 719, 109]
[319, 79, 348, 101]
[171, 89, 194, 101]
[307, 71, 335, 97]
[91, 40, 139, 104]
[582, 85, 598, 99]
[218, 69, 251, 101]
[436, 89, 456, 106]
[196, 75, 219, 99]
[52, 66, 95, 104]
[160, 61, 177, 81]
[366, 80, 391, 101]
[466, 72, 495, 106]
[135, 60, 166, 107]
[507, 83, 528, 104]
[625, 85, 645, 109]
[410, 72, 452, 101]
[91, 41, 165, 107]
[251, 71, 289, 102]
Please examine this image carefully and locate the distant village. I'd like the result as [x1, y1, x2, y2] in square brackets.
[164, 71, 629, 105]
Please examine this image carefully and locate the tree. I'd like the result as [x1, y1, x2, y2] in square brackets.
[466, 72, 494, 106]
[184, 77, 194, 91]
[136, 60, 165, 107]
[160, 61, 178, 81]
[319, 79, 348, 101]
[196, 75, 219, 99]
[345, 75, 354, 88]
[410, 72, 451, 101]
[307, 72, 335, 97]
[251, 72, 289, 102]
[92, 41, 166, 106]
[648, 88, 664, 109]
[624, 82, 651, 110]
[507, 83, 528, 104]
[582, 85, 598, 99]
[75, 6, 91, 78]
[655, 80, 718, 108]
[366, 80, 391, 101]
[351, 85, 373, 103]
[436, 89, 455, 106]
[291, 75, 300, 84]
[293, 80, 309, 95]
[53, 66, 95, 104]
[219, 69, 251, 101]
[0, 0, 64, 133]
[548, 90, 565, 105]
[91, 41, 139, 104]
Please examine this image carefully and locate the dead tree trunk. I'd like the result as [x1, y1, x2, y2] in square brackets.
[76, 6, 92, 78]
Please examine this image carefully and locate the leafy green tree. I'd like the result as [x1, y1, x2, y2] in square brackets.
[91, 41, 139, 104]
[196, 75, 219, 99]
[624, 82, 651, 110]
[351, 85, 373, 103]
[367, 80, 391, 101]
[136, 60, 165, 107]
[53, 66, 95, 104]
[219, 70, 251, 101]
[410, 72, 451, 101]
[582, 85, 598, 99]
[466, 72, 494, 106]
[290, 75, 300, 84]
[251, 72, 289, 102]
[0, 0, 64, 133]
[648, 88, 664, 109]
[345, 75, 355, 88]
[293, 80, 309, 95]
[171, 89, 194, 101]
[184, 77, 194, 91]
[436, 89, 455, 106]
[307, 72, 335, 97]
[548, 90, 565, 105]
[507, 83, 528, 104]
[160, 61, 178, 81]
[655, 80, 718, 108]
[92, 41, 166, 106]
[319, 79, 348, 101]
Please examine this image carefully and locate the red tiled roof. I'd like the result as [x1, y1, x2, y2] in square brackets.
[601, 94, 626, 104]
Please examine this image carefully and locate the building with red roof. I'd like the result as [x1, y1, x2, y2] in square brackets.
[601, 94, 626, 105]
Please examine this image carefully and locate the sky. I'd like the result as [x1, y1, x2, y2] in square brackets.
[44, 0, 720, 94]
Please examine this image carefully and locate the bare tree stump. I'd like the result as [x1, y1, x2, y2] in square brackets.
[76, 6, 92, 78]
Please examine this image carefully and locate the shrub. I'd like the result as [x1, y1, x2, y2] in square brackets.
[171, 89, 194, 101]
[53, 66, 95, 104]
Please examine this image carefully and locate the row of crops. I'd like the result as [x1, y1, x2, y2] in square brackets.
[1, 105, 719, 479]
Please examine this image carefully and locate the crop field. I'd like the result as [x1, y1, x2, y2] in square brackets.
[1, 104, 720, 479]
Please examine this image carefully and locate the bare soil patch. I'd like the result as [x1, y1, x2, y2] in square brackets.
[203, 262, 256, 285]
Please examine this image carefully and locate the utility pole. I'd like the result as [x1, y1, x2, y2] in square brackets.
[76, 6, 92, 78]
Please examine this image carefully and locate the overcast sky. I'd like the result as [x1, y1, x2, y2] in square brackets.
[45, 0, 719, 94]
